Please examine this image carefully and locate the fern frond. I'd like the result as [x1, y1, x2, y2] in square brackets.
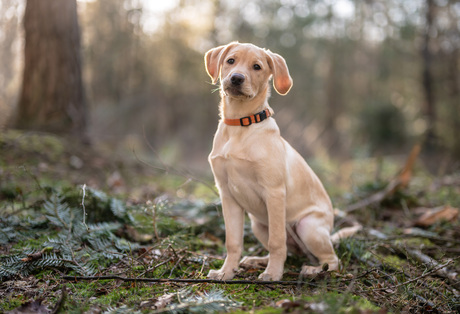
[34, 252, 66, 268]
[44, 235, 76, 256]
[88, 236, 112, 251]
[88, 187, 108, 200]
[165, 288, 241, 313]
[0, 226, 17, 244]
[114, 237, 138, 251]
[0, 255, 23, 278]
[110, 198, 126, 218]
[0, 215, 22, 244]
[69, 261, 98, 276]
[63, 261, 93, 276]
[87, 222, 121, 233]
[44, 194, 72, 230]
[104, 305, 140, 313]
[2, 190, 139, 279]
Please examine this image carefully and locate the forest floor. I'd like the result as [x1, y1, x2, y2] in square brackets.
[0, 130, 459, 313]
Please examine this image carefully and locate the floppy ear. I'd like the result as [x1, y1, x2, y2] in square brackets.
[266, 50, 293, 95]
[205, 42, 238, 84]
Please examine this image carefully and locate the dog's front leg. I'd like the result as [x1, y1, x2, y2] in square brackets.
[207, 193, 245, 280]
[259, 188, 287, 281]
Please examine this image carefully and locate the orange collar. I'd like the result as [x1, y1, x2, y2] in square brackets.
[223, 109, 271, 126]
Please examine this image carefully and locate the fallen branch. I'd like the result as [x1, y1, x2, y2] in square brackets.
[344, 179, 401, 213]
[368, 228, 460, 288]
[355, 240, 448, 308]
[62, 275, 320, 287]
[344, 144, 421, 213]
[400, 248, 459, 287]
[373, 259, 455, 291]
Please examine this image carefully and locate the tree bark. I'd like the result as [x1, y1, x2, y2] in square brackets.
[13, 0, 88, 140]
[421, 0, 436, 147]
[448, 48, 460, 157]
[324, 46, 340, 152]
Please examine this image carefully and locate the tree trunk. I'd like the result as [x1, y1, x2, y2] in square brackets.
[421, 0, 436, 147]
[448, 48, 460, 157]
[13, 0, 88, 141]
[324, 41, 344, 156]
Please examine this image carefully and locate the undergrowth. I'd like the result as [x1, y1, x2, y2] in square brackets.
[0, 191, 138, 279]
[1, 131, 459, 313]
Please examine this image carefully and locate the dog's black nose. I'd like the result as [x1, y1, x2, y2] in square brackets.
[230, 73, 245, 86]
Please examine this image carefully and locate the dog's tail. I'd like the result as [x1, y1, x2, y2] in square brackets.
[330, 224, 362, 244]
[330, 208, 362, 244]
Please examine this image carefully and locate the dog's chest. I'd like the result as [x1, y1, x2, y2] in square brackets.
[210, 138, 266, 216]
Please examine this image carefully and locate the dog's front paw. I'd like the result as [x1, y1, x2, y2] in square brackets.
[258, 270, 283, 281]
[207, 268, 235, 280]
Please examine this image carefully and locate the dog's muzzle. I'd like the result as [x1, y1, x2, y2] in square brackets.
[224, 73, 250, 98]
[230, 73, 245, 86]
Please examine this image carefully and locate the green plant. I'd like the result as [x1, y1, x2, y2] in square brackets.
[164, 288, 241, 313]
[0, 193, 138, 279]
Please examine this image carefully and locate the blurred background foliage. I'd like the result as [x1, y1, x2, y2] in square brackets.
[0, 0, 459, 171]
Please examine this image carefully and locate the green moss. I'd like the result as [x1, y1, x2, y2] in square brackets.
[302, 291, 381, 313]
[0, 130, 65, 163]
[402, 237, 434, 248]
[0, 295, 26, 312]
[381, 255, 407, 268]
[218, 284, 292, 308]
[66, 281, 168, 311]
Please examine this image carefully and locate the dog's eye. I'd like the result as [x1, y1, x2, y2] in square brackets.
[253, 64, 261, 70]
[227, 58, 235, 64]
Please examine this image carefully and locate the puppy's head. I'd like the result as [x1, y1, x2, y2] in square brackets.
[205, 42, 293, 100]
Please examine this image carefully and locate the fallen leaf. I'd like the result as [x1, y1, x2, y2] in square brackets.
[397, 143, 421, 190]
[276, 299, 301, 310]
[275, 299, 291, 307]
[414, 205, 459, 227]
[21, 251, 43, 262]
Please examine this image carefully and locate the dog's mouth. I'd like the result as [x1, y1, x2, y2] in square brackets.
[223, 85, 253, 99]
[225, 86, 246, 97]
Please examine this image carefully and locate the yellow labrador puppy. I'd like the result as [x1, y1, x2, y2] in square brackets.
[205, 42, 339, 281]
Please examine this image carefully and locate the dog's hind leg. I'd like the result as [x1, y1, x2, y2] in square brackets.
[296, 210, 339, 274]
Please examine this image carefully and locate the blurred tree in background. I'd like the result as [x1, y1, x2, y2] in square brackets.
[12, 0, 88, 141]
[0, 0, 459, 168]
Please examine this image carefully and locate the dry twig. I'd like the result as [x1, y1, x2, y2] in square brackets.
[61, 275, 321, 287]
[373, 259, 456, 291]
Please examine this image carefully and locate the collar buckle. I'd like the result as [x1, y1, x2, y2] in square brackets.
[239, 116, 252, 126]
[238, 110, 269, 127]
[224, 109, 271, 127]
